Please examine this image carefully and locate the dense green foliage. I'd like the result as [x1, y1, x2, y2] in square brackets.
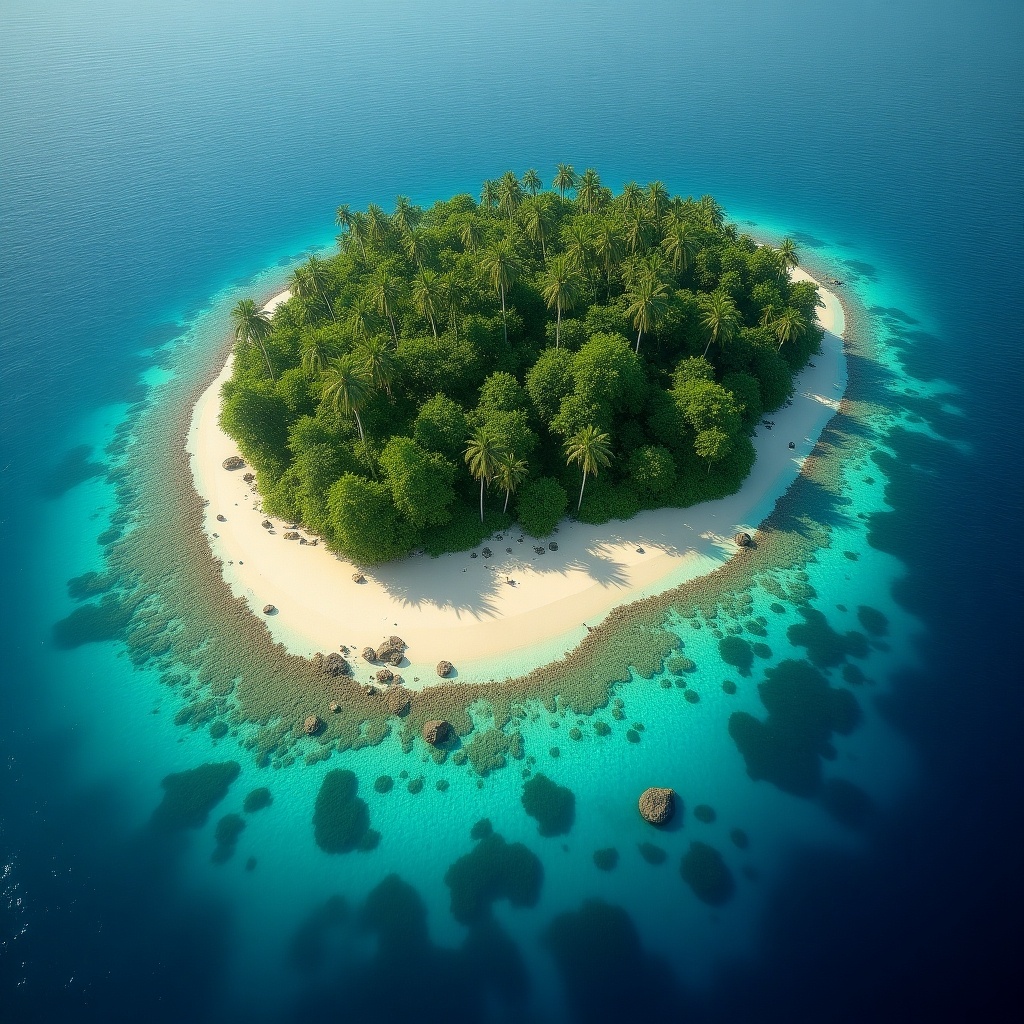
[222, 170, 822, 563]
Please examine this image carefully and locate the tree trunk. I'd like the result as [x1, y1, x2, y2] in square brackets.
[635, 328, 642, 354]
[504, 489, 510, 513]
[500, 284, 507, 345]
[388, 311, 398, 346]
[578, 471, 587, 511]
[540, 232, 546, 260]
[429, 311, 438, 339]
[556, 303, 561, 348]
[479, 477, 485, 522]
[257, 340, 275, 381]
[354, 410, 365, 443]
[702, 336, 713, 358]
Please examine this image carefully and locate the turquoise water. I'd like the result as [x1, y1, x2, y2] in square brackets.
[2, 1, 1022, 1021]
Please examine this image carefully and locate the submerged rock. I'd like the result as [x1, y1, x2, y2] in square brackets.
[735, 532, 753, 548]
[304, 714, 323, 736]
[680, 841, 735, 905]
[422, 720, 452, 746]
[638, 787, 675, 826]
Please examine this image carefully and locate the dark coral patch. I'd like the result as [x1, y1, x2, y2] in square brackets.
[593, 847, 619, 871]
[53, 593, 134, 649]
[522, 773, 575, 837]
[444, 833, 543, 924]
[435, 779, 450, 792]
[313, 769, 371, 853]
[593, 721, 611, 737]
[728, 660, 861, 796]
[719, 636, 753, 676]
[470, 818, 494, 841]
[211, 813, 245, 863]
[730, 828, 749, 849]
[693, 804, 716, 824]
[66, 571, 114, 601]
[407, 777, 424, 794]
[637, 842, 667, 865]
[684, 690, 700, 704]
[152, 761, 240, 830]
[680, 841, 735, 905]
[625, 729, 640, 743]
[374, 775, 394, 794]
[842, 664, 865, 685]
[752, 642, 772, 659]
[722, 679, 737, 695]
[243, 787, 272, 813]
[787, 607, 869, 667]
[856, 605, 889, 637]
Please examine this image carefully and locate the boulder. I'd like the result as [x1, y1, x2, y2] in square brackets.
[303, 714, 323, 736]
[216, 514, 226, 522]
[322, 652, 349, 677]
[222, 456, 245, 471]
[436, 660, 454, 678]
[375, 668, 394, 684]
[548, 541, 558, 551]
[638, 787, 676, 826]
[243, 472, 255, 483]
[422, 720, 452, 746]
[376, 636, 406, 662]
[352, 573, 365, 583]
[261, 519, 273, 529]
[329, 702, 341, 714]
[284, 531, 300, 540]
[361, 684, 378, 696]
[361, 647, 377, 662]
[263, 604, 276, 615]
[387, 652, 403, 667]
[735, 532, 753, 548]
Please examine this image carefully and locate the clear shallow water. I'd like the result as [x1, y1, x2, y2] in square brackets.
[2, 2, 1022, 1022]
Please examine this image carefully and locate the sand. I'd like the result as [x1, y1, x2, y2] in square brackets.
[186, 268, 846, 688]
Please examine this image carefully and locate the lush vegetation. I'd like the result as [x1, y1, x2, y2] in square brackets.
[222, 168, 822, 564]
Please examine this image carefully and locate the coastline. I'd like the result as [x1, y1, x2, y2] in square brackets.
[186, 269, 847, 689]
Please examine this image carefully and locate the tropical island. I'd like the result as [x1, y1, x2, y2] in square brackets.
[189, 168, 844, 683]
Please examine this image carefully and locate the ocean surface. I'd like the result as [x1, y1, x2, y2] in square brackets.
[1, 1, 1022, 1021]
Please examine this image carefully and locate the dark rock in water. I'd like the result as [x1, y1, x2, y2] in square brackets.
[730, 828, 749, 850]
[422, 719, 452, 746]
[263, 604, 276, 615]
[719, 635, 754, 676]
[152, 761, 240, 830]
[375, 668, 394, 685]
[548, 541, 558, 551]
[352, 572, 366, 583]
[593, 847, 618, 871]
[856, 604, 889, 637]
[304, 714, 323, 736]
[243, 787, 272, 813]
[638, 787, 675, 826]
[638, 842, 667, 865]
[313, 769, 371, 854]
[211, 813, 245, 864]
[436, 659, 453, 677]
[444, 831, 543, 925]
[374, 775, 394, 794]
[222, 456, 245, 470]
[375, 636, 406, 662]
[680, 841, 735, 905]
[321, 652, 349, 677]
[261, 519, 273, 529]
[470, 818, 493, 840]
[735, 532, 752, 547]
[361, 646, 377, 662]
[593, 721, 611, 737]
[407, 777, 424, 795]
[481, 547, 492, 558]
[723, 679, 737, 695]
[693, 804, 716, 824]
[216, 514, 226, 522]
[522, 774, 575, 836]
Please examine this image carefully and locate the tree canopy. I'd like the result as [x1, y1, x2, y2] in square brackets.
[222, 171, 822, 563]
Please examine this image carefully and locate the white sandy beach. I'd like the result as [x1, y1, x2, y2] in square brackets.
[186, 269, 846, 687]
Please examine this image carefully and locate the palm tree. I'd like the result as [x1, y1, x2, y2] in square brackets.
[773, 307, 807, 353]
[540, 255, 583, 349]
[300, 331, 337, 375]
[777, 237, 799, 279]
[365, 203, 390, 247]
[392, 194, 420, 234]
[593, 222, 624, 295]
[300, 254, 336, 321]
[480, 179, 499, 211]
[368, 266, 402, 345]
[625, 272, 669, 354]
[620, 181, 645, 215]
[624, 213, 651, 255]
[335, 204, 359, 255]
[696, 194, 724, 231]
[565, 425, 613, 511]
[322, 355, 371, 442]
[563, 219, 594, 275]
[497, 170, 524, 226]
[661, 218, 698, 273]
[230, 298, 275, 380]
[522, 168, 542, 196]
[480, 239, 521, 345]
[460, 219, 483, 253]
[494, 451, 528, 513]
[646, 181, 670, 222]
[347, 212, 369, 260]
[346, 295, 379, 342]
[576, 168, 603, 215]
[403, 227, 432, 271]
[701, 291, 741, 357]
[520, 196, 551, 259]
[411, 269, 441, 338]
[464, 431, 504, 522]
[354, 335, 396, 399]
[553, 163, 578, 199]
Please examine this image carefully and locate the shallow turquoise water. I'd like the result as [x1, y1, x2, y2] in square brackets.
[2, 2, 1022, 1021]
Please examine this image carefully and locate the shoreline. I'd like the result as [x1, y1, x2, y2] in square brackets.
[186, 268, 847, 689]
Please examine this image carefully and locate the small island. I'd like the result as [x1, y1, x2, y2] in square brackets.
[189, 167, 844, 683]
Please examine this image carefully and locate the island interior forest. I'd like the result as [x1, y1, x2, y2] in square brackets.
[221, 167, 823, 564]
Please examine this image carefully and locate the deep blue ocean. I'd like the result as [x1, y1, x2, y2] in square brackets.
[2, 1, 1022, 1021]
